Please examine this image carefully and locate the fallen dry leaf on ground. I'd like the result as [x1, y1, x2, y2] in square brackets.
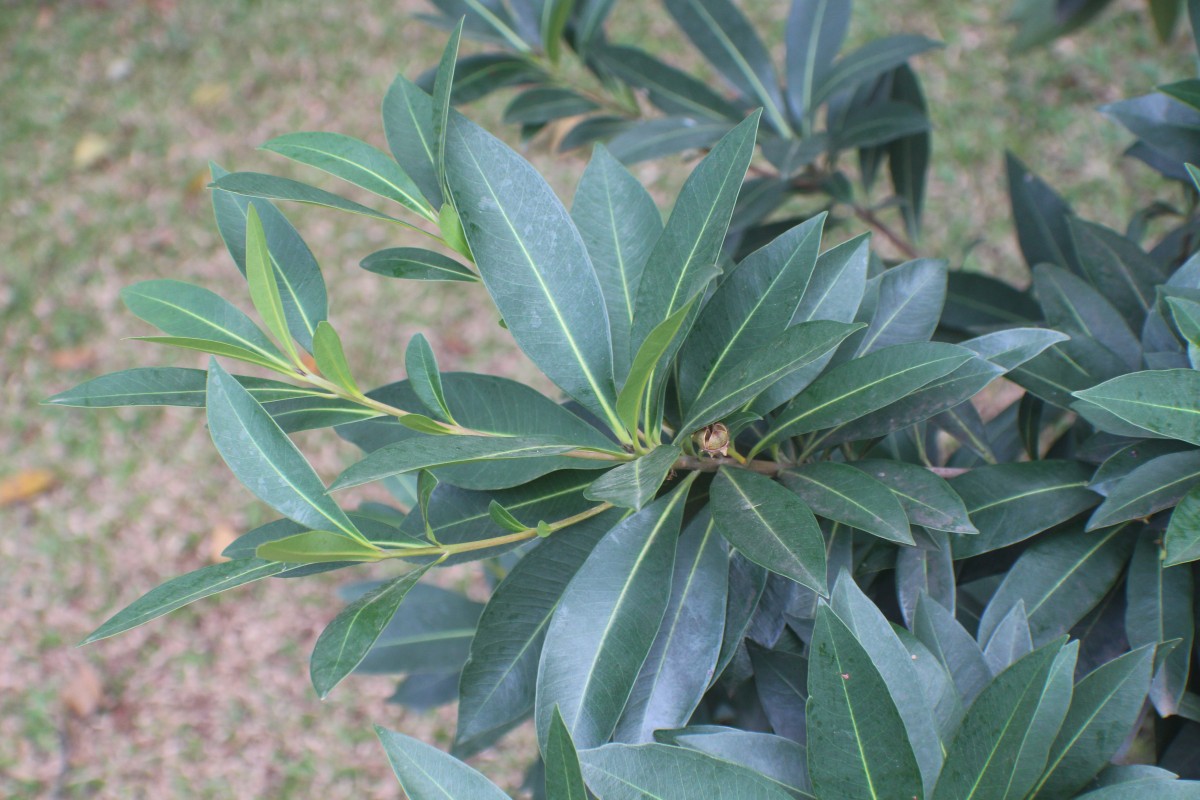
[0, 468, 57, 506]
[62, 662, 106, 719]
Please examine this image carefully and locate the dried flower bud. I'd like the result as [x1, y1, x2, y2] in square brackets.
[695, 422, 730, 456]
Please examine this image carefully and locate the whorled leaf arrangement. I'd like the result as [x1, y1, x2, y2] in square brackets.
[48, 1, 1200, 797]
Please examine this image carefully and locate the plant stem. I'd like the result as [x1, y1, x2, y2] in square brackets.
[851, 203, 920, 259]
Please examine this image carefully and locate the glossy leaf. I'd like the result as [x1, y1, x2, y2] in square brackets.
[535, 478, 692, 749]
[579, 743, 795, 799]
[310, 562, 436, 698]
[1126, 530, 1194, 716]
[1087, 449, 1200, 530]
[781, 462, 913, 544]
[712, 468, 828, 595]
[584, 445, 681, 511]
[663, 727, 812, 797]
[851, 459, 976, 534]
[255, 530, 384, 563]
[914, 595, 991, 705]
[381, 75, 442, 208]
[375, 725, 508, 799]
[856, 258, 946, 355]
[1075, 370, 1200, 446]
[360, 247, 477, 282]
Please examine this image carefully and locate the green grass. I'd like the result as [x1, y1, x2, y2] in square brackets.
[0, 1, 1194, 797]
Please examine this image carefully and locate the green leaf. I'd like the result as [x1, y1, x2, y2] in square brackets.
[754, 342, 973, 455]
[748, 642, 808, 743]
[360, 247, 476, 282]
[615, 511, 728, 743]
[1166, 484, 1200, 565]
[545, 706, 587, 799]
[592, 44, 744, 120]
[851, 460, 976, 534]
[662, 727, 813, 797]
[254, 530, 384, 563]
[405, 334, 453, 423]
[331, 435, 588, 491]
[445, 113, 620, 429]
[433, 19, 464, 192]
[1031, 645, 1156, 799]
[535, 477, 692, 749]
[931, 638, 1070, 800]
[206, 360, 361, 540]
[1086, 449, 1200, 530]
[942, 272, 1040, 334]
[311, 321, 359, 394]
[896, 530, 956, 628]
[607, 117, 736, 164]
[351, 582, 483, 674]
[951, 461, 1099, 558]
[121, 279, 288, 368]
[785, 0, 851, 122]
[711, 468, 827, 594]
[856, 258, 947, 355]
[437, 201, 473, 259]
[781, 462, 913, 544]
[888, 65, 930, 240]
[1016, 337, 1129, 409]
[223, 515, 424, 559]
[572, 144, 663, 379]
[382, 75, 442, 208]
[211, 172, 406, 225]
[1167, 296, 1200, 350]
[540, 0, 572, 62]
[662, 0, 791, 136]
[1033, 264, 1141, 369]
[260, 131, 436, 222]
[132, 336, 288, 372]
[210, 163, 328, 352]
[914, 595, 991, 705]
[1162, 79, 1200, 111]
[503, 87, 598, 124]
[812, 34, 941, 109]
[983, 602, 1035, 674]
[46, 367, 315, 408]
[1075, 779, 1200, 798]
[310, 562, 436, 698]
[82, 559, 288, 644]
[375, 725, 508, 799]
[579, 743, 795, 799]
[1126, 529, 1194, 717]
[1075, 370, 1200, 446]
[833, 100, 930, 150]
[1005, 151, 1080, 272]
[1069, 217, 1165, 327]
[807, 603, 924, 800]
[977, 523, 1137, 646]
[584, 445, 680, 511]
[456, 508, 619, 751]
[486, 500, 526, 532]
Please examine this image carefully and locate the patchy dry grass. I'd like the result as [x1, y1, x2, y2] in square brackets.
[0, 0, 1192, 797]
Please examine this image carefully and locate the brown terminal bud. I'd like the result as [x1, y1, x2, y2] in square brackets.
[695, 422, 730, 457]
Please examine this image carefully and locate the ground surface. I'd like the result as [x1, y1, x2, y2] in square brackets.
[1, 1, 1192, 797]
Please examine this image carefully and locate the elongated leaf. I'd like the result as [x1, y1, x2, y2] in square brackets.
[572, 144, 662, 379]
[755, 342, 973, 454]
[951, 461, 1099, 558]
[896, 530, 956, 628]
[663, 727, 812, 797]
[535, 478, 692, 749]
[1076, 778, 1200, 798]
[1006, 151, 1079, 273]
[812, 34, 941, 109]
[545, 707, 587, 799]
[748, 642, 808, 743]
[310, 562, 435, 698]
[1033, 264, 1141, 369]
[619, 291, 710, 435]
[615, 511, 728, 742]
[607, 117, 736, 164]
[212, 172, 403, 224]
[983, 602, 1035, 674]
[592, 44, 743, 120]
[206, 360, 360, 539]
[807, 604, 924, 800]
[82, 558, 289, 643]
[786, 0, 851, 122]
[46, 368, 315, 408]
[978, 524, 1137, 646]
[376, 725, 508, 799]
[1087, 449, 1200, 530]
[503, 87, 598, 124]
[585, 445, 680, 510]
[1031, 645, 1156, 799]
[1126, 530, 1194, 716]
[456, 508, 619, 751]
[931, 638, 1069, 800]
[711, 468, 828, 594]
[382, 75, 442, 208]
[255, 530, 384, 563]
[210, 163, 327, 351]
[360, 247, 476, 282]
[351, 582, 483, 674]
[261, 132, 436, 222]
[914, 595, 991, 705]
[405, 333, 453, 422]
[663, 0, 790, 135]
[1166, 484, 1200, 565]
[714, 553, 769, 680]
[580, 743, 794, 799]
[432, 19, 463, 193]
[856, 258, 946, 355]
[445, 113, 620, 428]
[312, 321, 358, 394]
[1070, 217, 1164, 327]
[851, 460, 976, 534]
[941, 271, 1040, 334]
[781, 463, 913, 544]
[889, 64, 930, 239]
[833, 100, 930, 150]
[1075, 370, 1200, 446]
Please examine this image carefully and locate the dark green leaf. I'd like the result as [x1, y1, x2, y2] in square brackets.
[432, 19, 463, 192]
[1086, 449, 1200, 530]
[1006, 152, 1079, 272]
[748, 642, 808, 743]
[592, 44, 744, 120]
[310, 562, 435, 698]
[812, 34, 941, 109]
[584, 445, 680, 510]
[1075, 370, 1200, 446]
[46, 368, 315, 408]
[437, 53, 547, 104]
[405, 334, 453, 422]
[833, 100, 930, 150]
[352, 583, 484, 674]
[781, 462, 913, 544]
[360, 247, 476, 282]
[663, 727, 812, 797]
[895, 529, 956, 628]
[941, 272, 1040, 334]
[888, 65, 930, 239]
[607, 117, 736, 164]
[913, 595, 991, 705]
[540, 0, 572, 62]
[545, 706, 587, 800]
[382, 75, 442, 208]
[579, 743, 795, 799]
[1033, 264, 1141, 369]
[785, 0, 851, 121]
[712, 468, 828, 594]
[1126, 529, 1194, 716]
[82, 559, 289, 644]
[983, 601, 1035, 674]
[375, 725, 508, 799]
[852, 460, 976, 534]
[503, 87, 598, 124]
[535, 478, 692, 748]
[856, 258, 946, 355]
[1161, 78, 1200, 111]
[807, 604, 924, 800]
[1069, 217, 1165, 327]
[211, 172, 403, 224]
[1166, 484, 1200, 565]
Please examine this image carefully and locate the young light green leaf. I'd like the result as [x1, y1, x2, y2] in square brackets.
[579, 743, 795, 799]
[405, 333, 454, 423]
[535, 477, 693, 749]
[486, 499, 526, 533]
[375, 725, 509, 799]
[310, 561, 436, 698]
[711, 468, 827, 595]
[1126, 530, 1194, 717]
[445, 113, 620, 429]
[206, 359, 362, 540]
[1075, 370, 1200, 446]
[82, 559, 289, 644]
[781, 462, 913, 544]
[584, 445, 680, 511]
[545, 706, 587, 800]
[807, 603, 925, 800]
[254, 530, 384, 564]
[245, 204, 302, 365]
[382, 75, 442, 208]
[311, 321, 359, 395]
[260, 131, 437, 222]
[433, 18, 464, 191]
[360, 247, 477, 282]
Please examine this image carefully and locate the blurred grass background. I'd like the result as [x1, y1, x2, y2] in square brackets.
[0, 1, 1193, 797]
